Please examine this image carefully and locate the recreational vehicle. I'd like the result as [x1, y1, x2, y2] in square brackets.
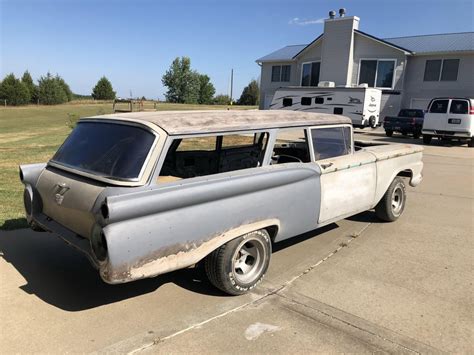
[269, 84, 382, 128]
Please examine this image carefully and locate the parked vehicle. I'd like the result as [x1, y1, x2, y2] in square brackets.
[383, 109, 425, 139]
[20, 110, 423, 295]
[422, 98, 474, 147]
[269, 84, 382, 128]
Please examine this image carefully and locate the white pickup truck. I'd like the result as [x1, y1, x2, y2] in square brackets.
[422, 97, 474, 147]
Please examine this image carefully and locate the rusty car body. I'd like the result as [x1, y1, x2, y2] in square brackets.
[20, 110, 423, 294]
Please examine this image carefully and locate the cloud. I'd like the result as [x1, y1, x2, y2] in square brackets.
[288, 17, 325, 26]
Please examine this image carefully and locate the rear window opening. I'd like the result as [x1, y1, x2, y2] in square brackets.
[51, 121, 156, 180]
[429, 100, 449, 113]
[449, 100, 469, 114]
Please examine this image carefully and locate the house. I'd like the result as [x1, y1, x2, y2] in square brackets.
[256, 9, 474, 117]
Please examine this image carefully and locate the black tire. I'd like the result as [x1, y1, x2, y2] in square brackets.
[369, 116, 377, 129]
[385, 130, 393, 137]
[468, 138, 474, 147]
[375, 177, 406, 222]
[423, 135, 432, 144]
[204, 229, 271, 295]
[413, 132, 421, 139]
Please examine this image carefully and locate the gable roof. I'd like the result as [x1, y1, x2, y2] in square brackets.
[256, 31, 473, 62]
[384, 32, 474, 54]
[256, 44, 306, 63]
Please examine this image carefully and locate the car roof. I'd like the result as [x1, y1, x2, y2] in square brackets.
[85, 110, 352, 135]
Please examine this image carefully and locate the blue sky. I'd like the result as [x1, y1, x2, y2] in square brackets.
[1, 0, 473, 99]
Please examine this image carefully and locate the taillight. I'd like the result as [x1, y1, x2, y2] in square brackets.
[469, 107, 474, 115]
[412, 117, 416, 124]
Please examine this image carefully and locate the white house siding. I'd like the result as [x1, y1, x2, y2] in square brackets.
[352, 33, 408, 118]
[401, 53, 474, 109]
[259, 61, 298, 109]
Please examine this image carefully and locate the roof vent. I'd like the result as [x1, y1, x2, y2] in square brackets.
[329, 10, 336, 19]
[339, 8, 346, 17]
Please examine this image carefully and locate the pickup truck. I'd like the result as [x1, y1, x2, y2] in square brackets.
[383, 109, 424, 138]
[19, 110, 423, 295]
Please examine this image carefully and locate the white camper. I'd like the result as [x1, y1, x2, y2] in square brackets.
[269, 84, 382, 128]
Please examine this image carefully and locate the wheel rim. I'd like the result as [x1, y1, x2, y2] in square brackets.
[391, 185, 404, 216]
[232, 238, 266, 284]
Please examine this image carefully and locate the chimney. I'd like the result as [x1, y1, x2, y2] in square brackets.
[319, 9, 360, 86]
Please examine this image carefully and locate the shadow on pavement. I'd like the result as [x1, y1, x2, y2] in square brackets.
[0, 228, 225, 312]
[354, 129, 468, 147]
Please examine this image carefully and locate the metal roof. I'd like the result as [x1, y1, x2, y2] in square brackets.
[256, 32, 473, 62]
[383, 32, 474, 54]
[87, 110, 351, 135]
[256, 45, 306, 62]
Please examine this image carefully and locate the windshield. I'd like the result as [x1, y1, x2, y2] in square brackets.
[399, 109, 423, 118]
[51, 121, 156, 180]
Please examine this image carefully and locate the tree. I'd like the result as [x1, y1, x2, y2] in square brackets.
[92, 76, 116, 100]
[21, 70, 38, 103]
[197, 74, 215, 104]
[237, 79, 259, 105]
[213, 94, 231, 105]
[162, 57, 200, 104]
[56, 75, 73, 101]
[0, 73, 30, 106]
[37, 72, 68, 105]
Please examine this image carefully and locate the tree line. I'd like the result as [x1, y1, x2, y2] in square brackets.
[0, 57, 259, 106]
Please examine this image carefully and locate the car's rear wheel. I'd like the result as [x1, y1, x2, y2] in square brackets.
[413, 132, 421, 139]
[423, 135, 432, 144]
[468, 138, 474, 147]
[375, 177, 406, 222]
[385, 130, 393, 137]
[205, 229, 271, 295]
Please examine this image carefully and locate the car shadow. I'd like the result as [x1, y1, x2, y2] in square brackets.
[272, 223, 338, 253]
[354, 129, 468, 147]
[0, 228, 226, 312]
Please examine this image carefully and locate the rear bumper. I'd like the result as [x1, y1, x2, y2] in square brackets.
[422, 129, 472, 138]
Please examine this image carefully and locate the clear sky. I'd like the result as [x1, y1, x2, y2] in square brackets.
[1, 0, 473, 100]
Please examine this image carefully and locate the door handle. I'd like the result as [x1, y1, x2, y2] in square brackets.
[321, 162, 333, 169]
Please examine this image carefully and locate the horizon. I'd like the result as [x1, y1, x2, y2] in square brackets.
[1, 0, 473, 100]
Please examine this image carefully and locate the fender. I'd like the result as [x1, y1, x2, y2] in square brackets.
[100, 218, 281, 284]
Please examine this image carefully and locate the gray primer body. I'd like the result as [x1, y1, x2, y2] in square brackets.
[19, 110, 423, 284]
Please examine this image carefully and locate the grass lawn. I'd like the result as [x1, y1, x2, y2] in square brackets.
[0, 101, 255, 230]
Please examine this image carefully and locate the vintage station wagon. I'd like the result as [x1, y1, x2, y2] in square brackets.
[20, 110, 423, 295]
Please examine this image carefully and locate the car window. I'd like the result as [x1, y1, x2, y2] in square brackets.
[272, 129, 310, 164]
[449, 100, 469, 114]
[159, 133, 268, 181]
[51, 122, 156, 180]
[311, 126, 351, 161]
[399, 109, 423, 118]
[429, 100, 449, 113]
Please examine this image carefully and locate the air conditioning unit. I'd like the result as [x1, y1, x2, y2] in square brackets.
[317, 81, 336, 88]
[358, 83, 369, 88]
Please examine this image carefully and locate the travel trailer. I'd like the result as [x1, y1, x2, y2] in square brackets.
[269, 84, 382, 128]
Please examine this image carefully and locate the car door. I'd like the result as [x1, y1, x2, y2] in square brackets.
[424, 99, 449, 132]
[446, 99, 470, 133]
[310, 125, 376, 224]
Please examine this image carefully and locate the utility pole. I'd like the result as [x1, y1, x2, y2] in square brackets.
[230, 69, 233, 105]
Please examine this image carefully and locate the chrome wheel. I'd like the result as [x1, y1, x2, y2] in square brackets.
[391, 185, 404, 217]
[232, 238, 266, 284]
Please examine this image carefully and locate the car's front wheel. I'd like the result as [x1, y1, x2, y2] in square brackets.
[468, 137, 474, 147]
[205, 229, 271, 295]
[375, 177, 406, 222]
[423, 135, 432, 144]
[385, 130, 393, 137]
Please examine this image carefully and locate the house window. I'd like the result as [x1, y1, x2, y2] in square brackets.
[358, 60, 395, 89]
[301, 62, 320, 86]
[271, 65, 291, 82]
[424, 59, 459, 82]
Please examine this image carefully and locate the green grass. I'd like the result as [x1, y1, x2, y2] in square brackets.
[0, 101, 256, 230]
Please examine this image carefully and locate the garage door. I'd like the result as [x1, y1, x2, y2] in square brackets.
[410, 98, 431, 110]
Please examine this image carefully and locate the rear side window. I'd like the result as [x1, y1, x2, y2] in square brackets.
[52, 122, 156, 180]
[399, 109, 424, 118]
[311, 126, 351, 160]
[449, 100, 469, 114]
[429, 100, 449, 113]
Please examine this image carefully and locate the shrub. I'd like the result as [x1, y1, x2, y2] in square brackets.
[92, 76, 116, 100]
[213, 94, 231, 105]
[21, 71, 38, 103]
[0, 73, 30, 106]
[37, 73, 69, 105]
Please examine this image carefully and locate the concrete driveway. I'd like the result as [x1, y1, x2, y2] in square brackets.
[1, 130, 473, 353]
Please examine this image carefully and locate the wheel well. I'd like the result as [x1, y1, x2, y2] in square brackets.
[397, 169, 413, 179]
[265, 225, 279, 242]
